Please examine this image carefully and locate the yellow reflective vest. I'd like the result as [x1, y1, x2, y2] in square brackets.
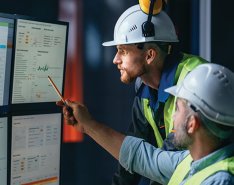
[168, 154, 234, 185]
[143, 53, 206, 147]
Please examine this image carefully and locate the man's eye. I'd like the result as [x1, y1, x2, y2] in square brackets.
[118, 49, 123, 54]
[117, 49, 128, 55]
[122, 49, 128, 54]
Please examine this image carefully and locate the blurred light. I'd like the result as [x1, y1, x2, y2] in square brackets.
[105, 0, 125, 13]
[103, 47, 115, 67]
[59, 0, 83, 143]
[85, 23, 101, 68]
[199, 0, 211, 61]
[59, 0, 77, 57]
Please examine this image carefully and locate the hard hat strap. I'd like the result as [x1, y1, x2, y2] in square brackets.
[147, 0, 155, 22]
[142, 0, 156, 37]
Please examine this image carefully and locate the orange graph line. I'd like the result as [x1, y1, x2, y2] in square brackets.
[21, 176, 58, 185]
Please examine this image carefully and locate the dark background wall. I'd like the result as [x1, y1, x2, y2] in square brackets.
[1, 0, 234, 185]
[212, 1, 234, 71]
[0, 0, 58, 19]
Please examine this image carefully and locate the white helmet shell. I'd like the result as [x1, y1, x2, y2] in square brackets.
[165, 63, 234, 127]
[102, 5, 179, 46]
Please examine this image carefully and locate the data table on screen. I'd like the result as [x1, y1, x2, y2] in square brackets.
[10, 113, 62, 185]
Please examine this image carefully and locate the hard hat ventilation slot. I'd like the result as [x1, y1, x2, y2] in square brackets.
[224, 79, 229, 86]
[217, 74, 225, 80]
[129, 25, 137, 32]
[213, 70, 229, 86]
[213, 70, 223, 79]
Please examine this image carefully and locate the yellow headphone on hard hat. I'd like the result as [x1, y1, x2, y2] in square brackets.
[139, 0, 163, 15]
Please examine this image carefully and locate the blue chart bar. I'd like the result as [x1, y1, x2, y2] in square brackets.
[0, 45, 6, 48]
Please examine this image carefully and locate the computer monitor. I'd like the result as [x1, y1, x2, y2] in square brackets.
[10, 113, 62, 185]
[0, 15, 14, 113]
[0, 117, 8, 185]
[11, 18, 68, 107]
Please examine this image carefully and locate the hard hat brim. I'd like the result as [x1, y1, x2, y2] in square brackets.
[103, 39, 179, 47]
[102, 40, 116, 47]
[164, 85, 180, 97]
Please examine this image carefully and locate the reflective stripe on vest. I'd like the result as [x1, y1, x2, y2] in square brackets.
[164, 54, 206, 134]
[168, 155, 234, 185]
[167, 154, 192, 185]
[142, 54, 206, 144]
[143, 99, 163, 147]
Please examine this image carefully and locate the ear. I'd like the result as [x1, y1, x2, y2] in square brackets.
[187, 115, 200, 134]
[146, 48, 157, 64]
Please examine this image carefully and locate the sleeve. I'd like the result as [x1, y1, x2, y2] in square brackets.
[119, 136, 188, 185]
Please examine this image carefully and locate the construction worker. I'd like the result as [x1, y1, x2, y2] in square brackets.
[60, 63, 234, 185]
[102, 1, 206, 184]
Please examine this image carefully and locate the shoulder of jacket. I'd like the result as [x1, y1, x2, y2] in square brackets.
[179, 53, 208, 72]
[181, 53, 208, 63]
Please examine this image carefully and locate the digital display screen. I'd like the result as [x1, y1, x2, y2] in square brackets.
[12, 19, 67, 104]
[11, 113, 62, 185]
[0, 117, 8, 185]
[0, 17, 14, 107]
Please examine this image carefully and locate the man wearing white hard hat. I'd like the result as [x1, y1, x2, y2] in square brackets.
[60, 63, 234, 184]
[102, 0, 206, 184]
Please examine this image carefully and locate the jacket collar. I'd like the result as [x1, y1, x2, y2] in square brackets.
[137, 52, 182, 110]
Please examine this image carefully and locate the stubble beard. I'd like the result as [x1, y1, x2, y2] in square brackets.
[120, 73, 134, 84]
[173, 120, 193, 150]
[120, 67, 146, 84]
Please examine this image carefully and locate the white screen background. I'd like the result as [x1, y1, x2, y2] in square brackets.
[12, 19, 67, 104]
[11, 113, 61, 185]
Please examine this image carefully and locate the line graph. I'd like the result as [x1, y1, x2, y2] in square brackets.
[37, 64, 49, 72]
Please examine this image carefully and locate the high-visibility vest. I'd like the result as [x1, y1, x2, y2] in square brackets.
[168, 154, 234, 185]
[142, 53, 206, 147]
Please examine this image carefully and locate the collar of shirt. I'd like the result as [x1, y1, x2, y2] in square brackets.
[188, 142, 234, 176]
[137, 52, 182, 111]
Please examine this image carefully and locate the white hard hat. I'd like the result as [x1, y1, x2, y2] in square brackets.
[165, 63, 234, 127]
[102, 4, 179, 46]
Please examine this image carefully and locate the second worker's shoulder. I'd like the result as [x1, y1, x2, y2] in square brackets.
[181, 53, 208, 65]
[178, 53, 208, 73]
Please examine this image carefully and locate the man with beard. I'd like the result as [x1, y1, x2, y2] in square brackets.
[60, 63, 234, 185]
[102, 2, 206, 184]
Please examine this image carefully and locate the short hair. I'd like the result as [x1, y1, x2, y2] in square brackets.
[135, 42, 168, 62]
